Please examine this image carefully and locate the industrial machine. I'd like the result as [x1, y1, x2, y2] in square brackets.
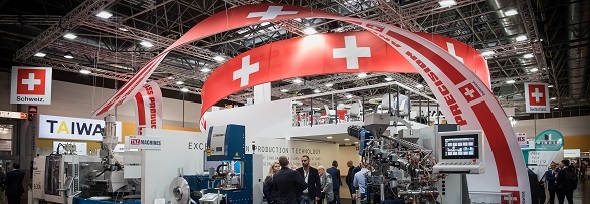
[347, 113, 485, 204]
[167, 124, 263, 204]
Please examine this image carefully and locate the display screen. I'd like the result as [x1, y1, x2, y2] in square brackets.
[441, 134, 479, 159]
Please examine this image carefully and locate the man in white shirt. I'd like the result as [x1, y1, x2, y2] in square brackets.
[352, 162, 369, 204]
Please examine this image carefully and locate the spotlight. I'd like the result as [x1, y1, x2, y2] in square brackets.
[213, 55, 225, 62]
[515, 35, 527, 42]
[438, 0, 457, 7]
[504, 9, 518, 16]
[34, 52, 46, 57]
[64, 51, 73, 59]
[176, 81, 184, 85]
[523, 53, 534, 58]
[346, 94, 353, 98]
[303, 27, 318, 35]
[200, 68, 211, 73]
[181, 87, 190, 92]
[79, 69, 91, 74]
[506, 79, 516, 84]
[293, 78, 303, 84]
[358, 73, 367, 78]
[327, 136, 333, 139]
[481, 51, 494, 56]
[313, 89, 321, 93]
[281, 89, 289, 93]
[415, 84, 424, 88]
[384, 77, 393, 81]
[63, 33, 77, 39]
[325, 83, 334, 87]
[96, 11, 113, 19]
[140, 41, 154, 48]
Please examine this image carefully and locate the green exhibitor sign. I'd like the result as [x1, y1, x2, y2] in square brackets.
[534, 129, 564, 151]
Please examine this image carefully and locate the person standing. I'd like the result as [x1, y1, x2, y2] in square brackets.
[318, 166, 334, 204]
[264, 162, 281, 204]
[544, 163, 558, 204]
[326, 161, 341, 204]
[273, 156, 307, 204]
[4, 163, 24, 204]
[556, 160, 575, 204]
[296, 155, 321, 204]
[353, 162, 369, 204]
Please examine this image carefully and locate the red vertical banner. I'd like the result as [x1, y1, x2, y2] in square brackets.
[134, 82, 164, 135]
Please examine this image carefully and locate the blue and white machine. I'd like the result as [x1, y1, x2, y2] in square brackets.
[197, 124, 263, 204]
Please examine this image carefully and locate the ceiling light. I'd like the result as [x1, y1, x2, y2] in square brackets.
[200, 68, 211, 73]
[551, 97, 556, 100]
[504, 9, 518, 16]
[64, 51, 73, 59]
[438, 0, 457, 7]
[293, 78, 303, 84]
[313, 89, 321, 93]
[303, 27, 318, 35]
[118, 27, 129, 32]
[327, 136, 333, 139]
[63, 33, 77, 39]
[325, 83, 334, 87]
[281, 89, 289, 92]
[213, 55, 225, 62]
[548, 85, 554, 88]
[34, 52, 46, 57]
[415, 84, 424, 88]
[140, 41, 154, 48]
[354, 141, 359, 144]
[523, 53, 534, 58]
[346, 94, 353, 98]
[79, 69, 91, 74]
[529, 68, 539, 72]
[175, 81, 184, 85]
[358, 73, 367, 78]
[506, 79, 516, 84]
[181, 87, 190, 92]
[481, 51, 494, 56]
[384, 77, 393, 81]
[553, 106, 559, 110]
[167, 76, 174, 79]
[96, 11, 113, 19]
[515, 35, 527, 42]
[344, 138, 350, 141]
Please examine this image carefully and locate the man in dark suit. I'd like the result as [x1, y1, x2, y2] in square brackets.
[326, 161, 341, 204]
[296, 155, 321, 204]
[5, 163, 24, 204]
[345, 161, 361, 204]
[273, 156, 307, 204]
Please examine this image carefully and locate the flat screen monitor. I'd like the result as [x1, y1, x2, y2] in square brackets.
[441, 134, 479, 160]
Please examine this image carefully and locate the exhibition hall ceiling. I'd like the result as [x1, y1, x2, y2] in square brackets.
[0, 0, 587, 118]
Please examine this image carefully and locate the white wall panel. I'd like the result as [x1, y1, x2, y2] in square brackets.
[512, 116, 590, 137]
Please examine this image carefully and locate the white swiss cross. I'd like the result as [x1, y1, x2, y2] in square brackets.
[531, 88, 544, 102]
[246, 6, 298, 21]
[22, 73, 41, 90]
[332, 36, 372, 69]
[463, 87, 476, 98]
[446, 42, 464, 63]
[233, 55, 259, 87]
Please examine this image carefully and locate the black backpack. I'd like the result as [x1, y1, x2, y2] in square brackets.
[564, 167, 578, 190]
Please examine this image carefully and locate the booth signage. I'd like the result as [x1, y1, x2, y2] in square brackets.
[125, 136, 162, 150]
[0, 111, 27, 119]
[516, 133, 527, 148]
[134, 81, 163, 135]
[563, 149, 580, 158]
[37, 115, 122, 142]
[524, 83, 550, 113]
[10, 66, 52, 105]
[0, 140, 11, 151]
[534, 129, 564, 151]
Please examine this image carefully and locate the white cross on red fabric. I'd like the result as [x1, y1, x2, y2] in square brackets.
[332, 36, 372, 69]
[233, 55, 260, 87]
[247, 6, 298, 21]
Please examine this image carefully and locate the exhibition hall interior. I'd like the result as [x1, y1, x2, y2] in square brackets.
[0, 0, 589, 204]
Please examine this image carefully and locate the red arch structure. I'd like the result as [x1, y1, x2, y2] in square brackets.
[92, 4, 530, 202]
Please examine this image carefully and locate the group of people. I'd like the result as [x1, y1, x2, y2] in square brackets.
[541, 160, 582, 204]
[0, 163, 25, 204]
[263, 156, 368, 204]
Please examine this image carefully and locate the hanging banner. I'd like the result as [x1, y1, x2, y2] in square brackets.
[524, 83, 550, 113]
[10, 66, 52, 105]
[529, 129, 564, 180]
[134, 81, 163, 135]
[92, 4, 529, 203]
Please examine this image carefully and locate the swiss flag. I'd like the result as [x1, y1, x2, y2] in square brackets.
[17, 69, 46, 95]
[527, 84, 547, 106]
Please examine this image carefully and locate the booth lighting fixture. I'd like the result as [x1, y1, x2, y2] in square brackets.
[281, 89, 289, 92]
[504, 9, 518, 16]
[553, 106, 559, 110]
[167, 76, 174, 79]
[415, 84, 424, 88]
[181, 87, 190, 92]
[548, 85, 554, 88]
[327, 136, 333, 139]
[523, 53, 534, 59]
[213, 55, 225, 62]
[313, 89, 321, 93]
[346, 94, 353, 98]
[515, 35, 527, 42]
[354, 141, 359, 144]
[63, 33, 77, 39]
[175, 81, 184, 85]
[325, 83, 334, 87]
[96, 11, 113, 19]
[200, 68, 211, 73]
[303, 27, 318, 35]
[344, 138, 350, 141]
[293, 78, 303, 84]
[481, 51, 494, 56]
[529, 68, 539, 72]
[79, 69, 91, 74]
[358, 73, 368, 78]
[118, 27, 129, 32]
[140, 41, 154, 48]
[551, 97, 556, 100]
[506, 79, 516, 84]
[438, 0, 457, 7]
[34, 52, 46, 57]
[384, 77, 393, 81]
[64, 51, 74, 59]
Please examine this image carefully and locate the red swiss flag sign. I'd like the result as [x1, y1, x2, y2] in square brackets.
[524, 83, 549, 113]
[16, 69, 46, 95]
[10, 67, 52, 105]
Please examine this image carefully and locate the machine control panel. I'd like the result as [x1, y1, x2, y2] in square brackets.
[433, 130, 485, 174]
